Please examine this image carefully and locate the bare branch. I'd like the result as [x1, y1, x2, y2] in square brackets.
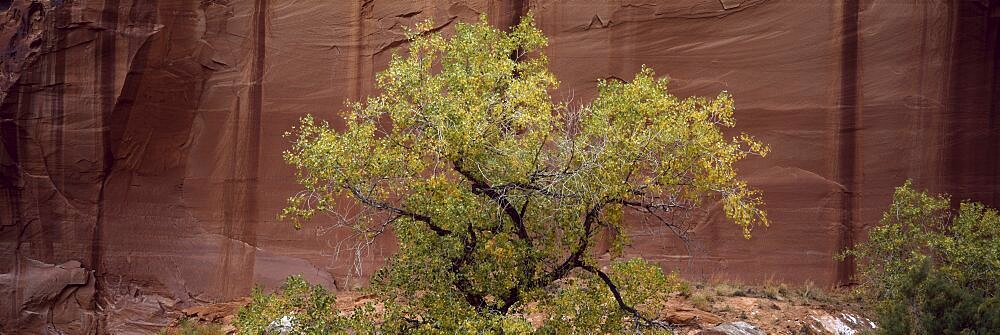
[345, 185, 452, 236]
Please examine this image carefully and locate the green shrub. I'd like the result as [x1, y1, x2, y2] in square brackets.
[713, 283, 739, 297]
[688, 292, 713, 311]
[843, 181, 1000, 334]
[159, 318, 223, 335]
[234, 276, 372, 335]
[874, 260, 1000, 335]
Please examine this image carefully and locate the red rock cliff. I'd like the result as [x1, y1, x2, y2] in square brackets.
[1, 0, 998, 333]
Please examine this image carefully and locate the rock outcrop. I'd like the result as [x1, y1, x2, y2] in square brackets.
[1, 0, 998, 333]
[0, 259, 98, 334]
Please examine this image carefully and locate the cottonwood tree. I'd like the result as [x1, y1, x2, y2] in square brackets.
[281, 15, 768, 334]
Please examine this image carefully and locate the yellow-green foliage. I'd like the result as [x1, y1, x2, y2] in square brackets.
[280, 14, 767, 334]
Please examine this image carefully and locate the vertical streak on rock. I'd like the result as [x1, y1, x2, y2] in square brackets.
[350, 0, 367, 101]
[989, 1, 999, 207]
[221, 0, 265, 299]
[491, 0, 527, 29]
[14, 84, 30, 330]
[247, 0, 266, 253]
[836, 0, 860, 286]
[510, 0, 527, 28]
[45, 1, 63, 260]
[945, 1, 966, 203]
[913, 2, 936, 184]
[91, 0, 119, 312]
[0, 70, 29, 335]
[943, 1, 998, 207]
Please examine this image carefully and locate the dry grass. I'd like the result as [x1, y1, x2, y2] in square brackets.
[159, 318, 225, 335]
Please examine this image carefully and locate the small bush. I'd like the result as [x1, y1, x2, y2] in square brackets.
[234, 276, 370, 335]
[760, 285, 782, 300]
[159, 318, 223, 335]
[688, 292, 713, 311]
[844, 181, 1000, 334]
[791, 281, 830, 304]
[713, 283, 739, 297]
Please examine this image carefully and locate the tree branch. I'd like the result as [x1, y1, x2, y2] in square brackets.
[453, 158, 533, 246]
[345, 185, 452, 236]
[543, 203, 604, 284]
[580, 264, 671, 331]
[450, 232, 487, 310]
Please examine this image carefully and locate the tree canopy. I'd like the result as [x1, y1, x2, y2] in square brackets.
[280, 15, 768, 333]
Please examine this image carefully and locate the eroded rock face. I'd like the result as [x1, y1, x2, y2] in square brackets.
[0, 259, 98, 334]
[1, 0, 998, 333]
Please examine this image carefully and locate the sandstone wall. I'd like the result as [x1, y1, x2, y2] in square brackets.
[1, 0, 997, 333]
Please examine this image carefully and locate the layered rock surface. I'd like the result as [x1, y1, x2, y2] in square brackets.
[1, 0, 998, 333]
